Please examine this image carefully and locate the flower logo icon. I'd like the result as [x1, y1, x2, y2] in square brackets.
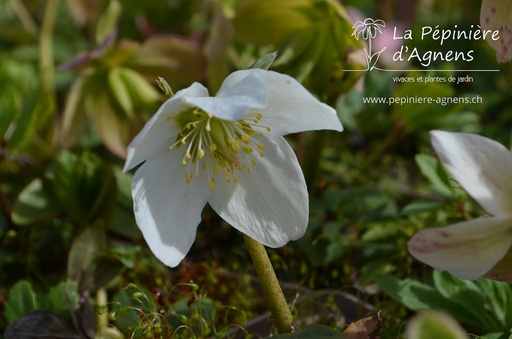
[351, 18, 387, 70]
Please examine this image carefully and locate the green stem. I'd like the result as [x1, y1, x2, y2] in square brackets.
[243, 234, 293, 334]
[39, 0, 59, 100]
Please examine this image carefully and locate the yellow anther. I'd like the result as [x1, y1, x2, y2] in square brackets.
[266, 127, 271, 132]
[260, 151, 265, 157]
[182, 159, 187, 165]
[258, 143, 264, 150]
[231, 141, 240, 152]
[248, 166, 252, 173]
[252, 159, 257, 166]
[198, 148, 205, 159]
[243, 146, 253, 154]
[241, 133, 250, 143]
[185, 152, 191, 159]
[233, 177, 238, 183]
[209, 181, 216, 189]
[210, 143, 217, 152]
[195, 173, 200, 178]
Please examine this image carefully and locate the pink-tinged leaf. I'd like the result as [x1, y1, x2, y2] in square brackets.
[59, 32, 117, 71]
[126, 35, 205, 87]
[480, 0, 512, 63]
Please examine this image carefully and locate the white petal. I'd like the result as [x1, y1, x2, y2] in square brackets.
[184, 70, 268, 121]
[408, 216, 512, 280]
[123, 82, 209, 172]
[132, 143, 210, 267]
[252, 69, 343, 136]
[431, 130, 512, 217]
[208, 135, 308, 247]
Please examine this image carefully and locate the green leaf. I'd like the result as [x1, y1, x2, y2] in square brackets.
[11, 178, 61, 225]
[95, 0, 122, 44]
[432, 271, 494, 327]
[7, 90, 53, 150]
[391, 75, 455, 134]
[0, 86, 16, 138]
[401, 200, 444, 216]
[44, 281, 80, 324]
[373, 275, 475, 325]
[67, 222, 106, 283]
[248, 52, 278, 70]
[476, 277, 512, 328]
[233, 0, 311, 46]
[53, 150, 117, 225]
[81, 253, 125, 291]
[4, 280, 39, 324]
[111, 284, 159, 336]
[415, 154, 455, 197]
[272, 325, 346, 338]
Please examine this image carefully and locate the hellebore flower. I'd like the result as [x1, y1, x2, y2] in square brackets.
[408, 130, 512, 280]
[123, 69, 343, 267]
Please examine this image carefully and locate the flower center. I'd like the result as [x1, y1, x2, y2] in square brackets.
[170, 108, 270, 189]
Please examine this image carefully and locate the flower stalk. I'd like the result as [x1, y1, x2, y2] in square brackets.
[243, 234, 293, 334]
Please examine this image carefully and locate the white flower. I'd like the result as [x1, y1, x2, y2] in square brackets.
[408, 130, 512, 280]
[123, 69, 343, 267]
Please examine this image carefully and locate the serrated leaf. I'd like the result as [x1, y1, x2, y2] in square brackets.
[44, 281, 80, 324]
[4, 280, 38, 324]
[53, 150, 117, 225]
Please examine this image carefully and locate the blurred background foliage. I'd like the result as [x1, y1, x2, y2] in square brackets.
[1, 0, 511, 337]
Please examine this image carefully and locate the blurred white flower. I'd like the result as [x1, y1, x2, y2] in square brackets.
[408, 130, 512, 280]
[124, 69, 343, 267]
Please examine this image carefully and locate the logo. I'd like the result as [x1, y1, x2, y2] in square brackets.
[351, 18, 387, 71]
[347, 17, 500, 73]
